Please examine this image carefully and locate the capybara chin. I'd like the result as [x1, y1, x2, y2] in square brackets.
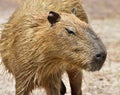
[0, 0, 107, 95]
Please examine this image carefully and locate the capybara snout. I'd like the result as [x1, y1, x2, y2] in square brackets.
[83, 28, 107, 72]
[83, 27, 107, 71]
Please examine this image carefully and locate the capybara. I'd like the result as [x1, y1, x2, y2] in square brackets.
[0, 0, 107, 95]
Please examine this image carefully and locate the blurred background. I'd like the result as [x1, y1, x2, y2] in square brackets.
[0, 0, 120, 95]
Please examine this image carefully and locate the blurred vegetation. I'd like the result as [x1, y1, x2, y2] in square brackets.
[0, 0, 120, 19]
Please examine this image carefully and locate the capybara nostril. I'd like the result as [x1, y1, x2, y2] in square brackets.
[95, 52, 107, 62]
[89, 52, 107, 72]
[96, 53, 102, 59]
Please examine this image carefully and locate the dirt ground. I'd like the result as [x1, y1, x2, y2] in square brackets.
[0, 0, 120, 95]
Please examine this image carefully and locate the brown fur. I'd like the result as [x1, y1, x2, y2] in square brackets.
[0, 0, 106, 95]
[10, 0, 88, 23]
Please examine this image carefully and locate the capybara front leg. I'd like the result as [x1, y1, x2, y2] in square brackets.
[15, 75, 34, 95]
[67, 68, 82, 95]
[44, 80, 61, 95]
[15, 79, 27, 95]
[60, 81, 66, 95]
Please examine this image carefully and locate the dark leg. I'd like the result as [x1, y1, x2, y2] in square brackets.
[43, 76, 61, 95]
[45, 81, 61, 95]
[67, 68, 82, 95]
[60, 81, 66, 95]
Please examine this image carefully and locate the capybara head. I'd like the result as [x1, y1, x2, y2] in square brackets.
[33, 11, 107, 72]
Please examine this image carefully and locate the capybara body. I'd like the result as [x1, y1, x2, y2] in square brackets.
[0, 0, 107, 95]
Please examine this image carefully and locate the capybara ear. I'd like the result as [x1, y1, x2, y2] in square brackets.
[47, 11, 61, 25]
[71, 7, 77, 15]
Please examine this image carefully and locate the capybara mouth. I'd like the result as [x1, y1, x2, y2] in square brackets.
[86, 52, 107, 72]
[87, 57, 105, 72]
[87, 62, 104, 71]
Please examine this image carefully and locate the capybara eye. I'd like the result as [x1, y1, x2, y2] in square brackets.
[71, 7, 77, 15]
[65, 28, 76, 35]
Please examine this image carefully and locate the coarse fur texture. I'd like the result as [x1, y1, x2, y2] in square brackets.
[10, 0, 88, 23]
[0, 0, 107, 95]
